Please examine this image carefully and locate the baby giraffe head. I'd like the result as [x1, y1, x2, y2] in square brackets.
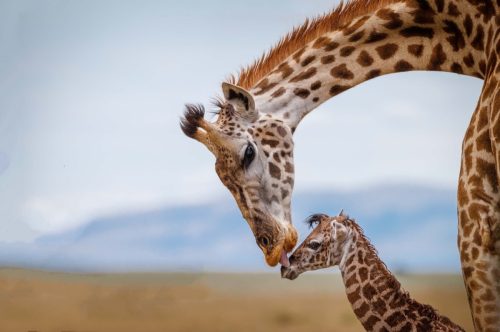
[281, 212, 351, 280]
[181, 83, 298, 266]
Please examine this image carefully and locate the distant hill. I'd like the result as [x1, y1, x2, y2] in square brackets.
[0, 184, 461, 272]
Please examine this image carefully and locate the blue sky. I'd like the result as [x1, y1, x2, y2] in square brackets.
[0, 0, 483, 264]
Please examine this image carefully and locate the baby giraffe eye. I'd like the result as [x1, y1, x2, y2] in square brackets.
[307, 241, 321, 250]
[242, 144, 255, 169]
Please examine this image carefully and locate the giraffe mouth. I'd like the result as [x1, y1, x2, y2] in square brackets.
[265, 246, 286, 266]
[280, 250, 290, 267]
[263, 225, 297, 266]
[280, 265, 299, 280]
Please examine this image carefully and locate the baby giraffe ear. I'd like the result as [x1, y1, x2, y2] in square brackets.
[222, 82, 257, 121]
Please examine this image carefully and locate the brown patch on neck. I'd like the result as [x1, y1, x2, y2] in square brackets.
[230, 0, 401, 90]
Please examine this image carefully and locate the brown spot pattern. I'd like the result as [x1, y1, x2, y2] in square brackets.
[463, 53, 475, 67]
[321, 55, 335, 64]
[329, 84, 350, 96]
[289, 67, 317, 82]
[365, 31, 388, 43]
[277, 126, 287, 137]
[366, 69, 381, 80]
[340, 46, 356, 57]
[377, 8, 403, 29]
[408, 44, 424, 57]
[271, 87, 286, 98]
[395, 60, 414, 72]
[400, 26, 434, 39]
[451, 62, 464, 74]
[301, 55, 316, 67]
[330, 64, 354, 79]
[412, 0, 436, 24]
[324, 41, 339, 52]
[349, 31, 365, 42]
[471, 25, 485, 51]
[294, 88, 310, 99]
[255, 79, 278, 96]
[435, 0, 444, 12]
[463, 15, 473, 37]
[427, 44, 446, 70]
[261, 139, 279, 148]
[357, 50, 374, 67]
[375, 43, 398, 59]
[310, 81, 321, 90]
[272, 62, 294, 79]
[268, 162, 281, 179]
[443, 20, 465, 51]
[447, 2, 460, 16]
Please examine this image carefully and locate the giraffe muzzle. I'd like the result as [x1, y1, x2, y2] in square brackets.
[262, 223, 298, 266]
[280, 265, 299, 280]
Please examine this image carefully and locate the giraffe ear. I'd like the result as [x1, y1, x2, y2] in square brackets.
[222, 82, 257, 120]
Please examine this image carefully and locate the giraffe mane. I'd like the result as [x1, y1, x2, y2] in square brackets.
[347, 218, 385, 267]
[230, 0, 400, 90]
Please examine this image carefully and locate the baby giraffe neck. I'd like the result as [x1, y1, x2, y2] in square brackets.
[338, 226, 464, 331]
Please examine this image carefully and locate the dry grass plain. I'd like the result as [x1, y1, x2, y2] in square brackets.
[0, 268, 473, 332]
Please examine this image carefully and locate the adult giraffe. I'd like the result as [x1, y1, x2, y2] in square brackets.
[181, 0, 499, 330]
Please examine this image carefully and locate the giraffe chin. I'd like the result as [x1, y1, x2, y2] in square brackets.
[264, 246, 285, 267]
[281, 267, 299, 280]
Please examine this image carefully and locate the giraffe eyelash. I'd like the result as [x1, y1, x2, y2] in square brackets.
[305, 213, 328, 228]
[209, 96, 226, 116]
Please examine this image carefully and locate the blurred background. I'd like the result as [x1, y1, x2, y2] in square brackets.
[0, 0, 481, 331]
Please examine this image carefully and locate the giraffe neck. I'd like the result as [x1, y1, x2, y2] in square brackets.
[249, 0, 490, 129]
[337, 227, 464, 331]
[338, 229, 411, 330]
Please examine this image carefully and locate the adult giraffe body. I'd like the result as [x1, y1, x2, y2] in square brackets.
[181, 0, 499, 330]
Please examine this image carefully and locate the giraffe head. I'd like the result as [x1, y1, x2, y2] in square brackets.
[281, 212, 351, 279]
[181, 82, 298, 266]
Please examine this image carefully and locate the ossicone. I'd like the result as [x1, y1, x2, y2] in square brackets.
[338, 209, 350, 221]
[339, 209, 349, 217]
[180, 104, 205, 138]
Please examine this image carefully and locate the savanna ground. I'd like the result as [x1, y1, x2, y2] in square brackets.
[0, 268, 473, 332]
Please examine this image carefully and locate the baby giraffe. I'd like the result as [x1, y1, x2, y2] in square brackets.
[281, 213, 464, 332]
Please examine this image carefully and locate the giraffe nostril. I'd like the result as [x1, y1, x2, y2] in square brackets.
[280, 265, 298, 280]
[280, 265, 288, 277]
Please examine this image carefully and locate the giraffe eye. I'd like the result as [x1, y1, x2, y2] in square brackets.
[242, 144, 255, 169]
[308, 241, 321, 250]
[258, 235, 270, 247]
